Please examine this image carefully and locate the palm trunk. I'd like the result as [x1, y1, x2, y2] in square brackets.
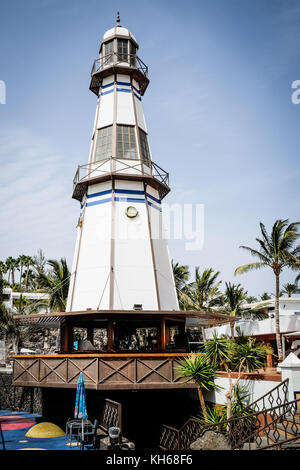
[230, 322, 235, 340]
[275, 274, 283, 361]
[25, 266, 30, 290]
[197, 387, 208, 421]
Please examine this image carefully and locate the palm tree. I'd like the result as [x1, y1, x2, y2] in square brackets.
[172, 261, 190, 309]
[5, 257, 19, 286]
[37, 258, 70, 312]
[177, 354, 220, 421]
[172, 260, 189, 292]
[0, 302, 21, 354]
[281, 282, 300, 298]
[235, 219, 300, 360]
[222, 282, 247, 339]
[245, 295, 258, 304]
[24, 256, 34, 290]
[17, 255, 28, 290]
[184, 267, 223, 310]
[259, 292, 273, 301]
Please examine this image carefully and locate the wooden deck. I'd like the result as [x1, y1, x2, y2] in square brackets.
[12, 353, 199, 390]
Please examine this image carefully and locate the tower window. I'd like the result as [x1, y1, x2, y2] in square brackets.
[130, 42, 136, 66]
[116, 125, 138, 160]
[139, 129, 151, 165]
[117, 39, 128, 63]
[94, 126, 113, 162]
[104, 40, 114, 65]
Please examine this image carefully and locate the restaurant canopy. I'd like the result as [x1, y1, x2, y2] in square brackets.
[13, 309, 236, 329]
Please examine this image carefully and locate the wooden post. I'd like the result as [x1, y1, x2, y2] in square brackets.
[87, 326, 94, 344]
[61, 321, 73, 353]
[107, 320, 114, 352]
[160, 318, 166, 351]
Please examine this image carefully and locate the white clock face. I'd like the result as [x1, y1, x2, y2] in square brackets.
[125, 206, 138, 218]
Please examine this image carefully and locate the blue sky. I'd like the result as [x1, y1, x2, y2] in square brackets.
[0, 0, 299, 297]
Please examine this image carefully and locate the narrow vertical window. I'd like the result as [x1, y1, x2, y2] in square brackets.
[94, 126, 113, 162]
[130, 42, 136, 67]
[117, 39, 128, 63]
[116, 125, 138, 159]
[139, 129, 151, 165]
[104, 40, 114, 65]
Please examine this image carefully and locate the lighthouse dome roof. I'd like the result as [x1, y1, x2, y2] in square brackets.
[102, 26, 138, 46]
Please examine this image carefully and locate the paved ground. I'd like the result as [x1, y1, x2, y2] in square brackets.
[0, 410, 80, 451]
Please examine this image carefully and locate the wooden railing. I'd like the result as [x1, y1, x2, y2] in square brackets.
[12, 353, 198, 391]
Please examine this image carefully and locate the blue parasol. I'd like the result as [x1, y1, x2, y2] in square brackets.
[74, 372, 87, 449]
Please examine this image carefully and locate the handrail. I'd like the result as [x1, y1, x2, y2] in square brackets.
[159, 378, 297, 450]
[73, 157, 170, 197]
[91, 53, 148, 78]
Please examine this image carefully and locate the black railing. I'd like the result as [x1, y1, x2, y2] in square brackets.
[91, 53, 148, 78]
[73, 157, 169, 198]
[159, 378, 300, 450]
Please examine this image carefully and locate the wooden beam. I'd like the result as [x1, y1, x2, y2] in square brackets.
[160, 318, 166, 351]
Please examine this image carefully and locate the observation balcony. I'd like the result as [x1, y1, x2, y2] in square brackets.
[72, 157, 170, 202]
[90, 53, 149, 96]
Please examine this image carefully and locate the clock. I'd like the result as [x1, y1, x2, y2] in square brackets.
[125, 206, 138, 218]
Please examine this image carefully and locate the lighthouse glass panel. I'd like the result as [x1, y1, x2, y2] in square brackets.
[117, 39, 128, 63]
[130, 42, 136, 66]
[94, 126, 113, 162]
[104, 39, 114, 65]
[116, 125, 138, 159]
[139, 129, 151, 166]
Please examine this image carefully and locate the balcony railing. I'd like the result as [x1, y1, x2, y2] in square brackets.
[72, 157, 170, 201]
[91, 53, 148, 78]
[12, 353, 196, 390]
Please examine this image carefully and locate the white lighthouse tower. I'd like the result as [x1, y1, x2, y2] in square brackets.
[66, 16, 178, 313]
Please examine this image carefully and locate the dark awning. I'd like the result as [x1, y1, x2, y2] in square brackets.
[14, 309, 236, 329]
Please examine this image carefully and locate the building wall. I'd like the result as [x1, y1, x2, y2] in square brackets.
[67, 178, 178, 311]
[206, 314, 300, 339]
[204, 375, 284, 410]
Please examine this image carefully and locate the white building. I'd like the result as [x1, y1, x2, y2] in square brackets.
[2, 287, 50, 314]
[205, 297, 300, 357]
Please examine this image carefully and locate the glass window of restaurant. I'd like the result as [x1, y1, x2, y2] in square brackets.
[114, 322, 159, 352]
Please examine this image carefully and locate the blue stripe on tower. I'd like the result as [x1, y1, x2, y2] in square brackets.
[87, 189, 112, 199]
[132, 84, 141, 94]
[115, 189, 144, 196]
[146, 193, 161, 205]
[116, 88, 132, 94]
[115, 197, 145, 203]
[101, 89, 114, 96]
[101, 82, 114, 89]
[86, 197, 112, 207]
[148, 201, 162, 212]
[133, 92, 142, 101]
[116, 81, 131, 87]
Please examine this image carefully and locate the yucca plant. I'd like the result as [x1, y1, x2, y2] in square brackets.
[177, 354, 221, 421]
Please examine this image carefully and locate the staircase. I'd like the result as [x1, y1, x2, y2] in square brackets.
[242, 409, 300, 450]
[159, 379, 300, 450]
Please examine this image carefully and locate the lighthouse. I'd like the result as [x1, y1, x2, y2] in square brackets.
[12, 18, 234, 396]
[66, 16, 179, 313]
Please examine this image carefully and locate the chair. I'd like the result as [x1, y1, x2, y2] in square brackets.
[77, 419, 99, 450]
[98, 398, 122, 441]
[66, 418, 92, 444]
